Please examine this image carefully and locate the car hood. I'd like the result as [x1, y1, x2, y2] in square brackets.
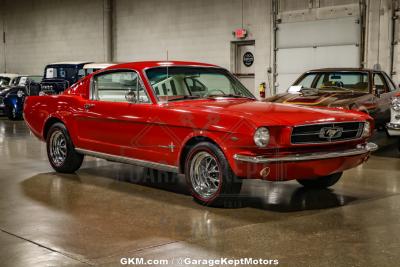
[166, 98, 369, 127]
[267, 91, 369, 107]
[0, 88, 13, 97]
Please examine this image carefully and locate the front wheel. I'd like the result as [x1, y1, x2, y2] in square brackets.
[46, 123, 84, 173]
[185, 142, 242, 207]
[297, 172, 343, 189]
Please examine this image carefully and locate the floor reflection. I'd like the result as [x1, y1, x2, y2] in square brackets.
[23, 162, 358, 213]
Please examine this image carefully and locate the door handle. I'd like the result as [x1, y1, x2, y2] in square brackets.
[84, 103, 95, 110]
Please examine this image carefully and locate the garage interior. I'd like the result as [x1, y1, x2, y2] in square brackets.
[1, 0, 400, 266]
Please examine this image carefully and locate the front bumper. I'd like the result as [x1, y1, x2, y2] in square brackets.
[232, 143, 377, 181]
[386, 123, 400, 136]
[234, 143, 378, 163]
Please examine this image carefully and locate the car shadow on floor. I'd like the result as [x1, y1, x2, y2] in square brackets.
[369, 131, 399, 158]
[46, 163, 358, 212]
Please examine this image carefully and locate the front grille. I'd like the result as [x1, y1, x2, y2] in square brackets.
[291, 122, 364, 144]
[40, 81, 69, 95]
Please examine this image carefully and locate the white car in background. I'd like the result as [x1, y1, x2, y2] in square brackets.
[0, 73, 20, 88]
[82, 63, 115, 76]
[387, 93, 400, 149]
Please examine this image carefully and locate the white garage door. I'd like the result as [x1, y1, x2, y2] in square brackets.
[276, 17, 361, 94]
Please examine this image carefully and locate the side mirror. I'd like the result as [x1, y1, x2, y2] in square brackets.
[376, 88, 385, 97]
[125, 90, 137, 103]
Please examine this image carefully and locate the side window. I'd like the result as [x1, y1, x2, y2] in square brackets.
[383, 73, 397, 92]
[93, 71, 150, 103]
[373, 73, 388, 93]
[296, 73, 317, 88]
[184, 78, 206, 95]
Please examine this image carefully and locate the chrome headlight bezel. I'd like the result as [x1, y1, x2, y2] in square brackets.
[17, 90, 25, 98]
[391, 97, 400, 111]
[361, 121, 371, 138]
[254, 127, 270, 147]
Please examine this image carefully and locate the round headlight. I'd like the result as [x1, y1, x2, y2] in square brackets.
[254, 127, 270, 147]
[362, 121, 371, 138]
[391, 97, 400, 111]
[17, 90, 24, 98]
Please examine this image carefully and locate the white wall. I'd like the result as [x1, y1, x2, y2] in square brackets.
[0, 0, 5, 73]
[2, 0, 107, 75]
[114, 0, 271, 95]
[1, 0, 399, 93]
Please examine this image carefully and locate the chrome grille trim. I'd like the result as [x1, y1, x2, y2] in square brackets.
[291, 121, 364, 144]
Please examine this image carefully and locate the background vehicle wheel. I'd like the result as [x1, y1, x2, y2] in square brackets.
[6, 105, 20, 120]
[398, 138, 400, 153]
[297, 172, 343, 189]
[185, 142, 242, 207]
[46, 123, 84, 173]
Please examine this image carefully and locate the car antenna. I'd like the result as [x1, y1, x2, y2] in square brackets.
[166, 49, 169, 103]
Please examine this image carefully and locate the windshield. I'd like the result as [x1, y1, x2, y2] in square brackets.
[29, 76, 43, 83]
[44, 66, 79, 83]
[295, 72, 369, 93]
[0, 77, 10, 87]
[145, 67, 255, 101]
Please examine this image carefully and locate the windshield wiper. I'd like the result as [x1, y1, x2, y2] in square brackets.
[166, 95, 202, 102]
[321, 86, 354, 93]
[207, 93, 255, 100]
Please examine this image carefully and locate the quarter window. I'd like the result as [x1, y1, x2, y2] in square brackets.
[373, 73, 388, 93]
[93, 71, 150, 103]
[295, 73, 317, 88]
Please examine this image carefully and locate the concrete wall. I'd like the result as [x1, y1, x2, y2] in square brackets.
[365, 0, 392, 74]
[114, 0, 271, 95]
[0, 0, 399, 93]
[1, 0, 107, 75]
[0, 0, 5, 73]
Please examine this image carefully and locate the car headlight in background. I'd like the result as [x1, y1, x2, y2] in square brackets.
[362, 121, 371, 138]
[17, 90, 25, 98]
[391, 97, 400, 111]
[254, 127, 270, 147]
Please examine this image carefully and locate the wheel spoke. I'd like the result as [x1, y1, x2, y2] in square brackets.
[49, 130, 68, 167]
[189, 151, 221, 199]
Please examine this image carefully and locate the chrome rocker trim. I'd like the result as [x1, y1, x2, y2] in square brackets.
[233, 142, 378, 164]
[75, 148, 179, 173]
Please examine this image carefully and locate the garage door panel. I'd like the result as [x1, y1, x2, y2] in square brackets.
[276, 45, 360, 93]
[277, 17, 360, 49]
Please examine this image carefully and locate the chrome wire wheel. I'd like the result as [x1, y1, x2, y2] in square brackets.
[189, 151, 221, 199]
[49, 130, 68, 167]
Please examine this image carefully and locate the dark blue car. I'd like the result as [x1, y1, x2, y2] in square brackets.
[2, 76, 42, 120]
[39, 62, 91, 95]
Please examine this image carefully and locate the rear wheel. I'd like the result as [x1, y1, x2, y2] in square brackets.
[46, 123, 84, 173]
[297, 172, 343, 189]
[185, 142, 242, 207]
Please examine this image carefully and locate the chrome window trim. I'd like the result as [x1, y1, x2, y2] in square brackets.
[89, 68, 152, 104]
[75, 148, 179, 173]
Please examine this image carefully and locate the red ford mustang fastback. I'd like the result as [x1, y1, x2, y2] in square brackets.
[24, 61, 377, 206]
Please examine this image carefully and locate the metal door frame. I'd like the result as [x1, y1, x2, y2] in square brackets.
[271, 0, 366, 95]
[230, 40, 255, 78]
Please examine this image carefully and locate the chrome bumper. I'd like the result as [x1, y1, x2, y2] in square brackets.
[386, 123, 400, 136]
[387, 123, 400, 131]
[233, 142, 378, 163]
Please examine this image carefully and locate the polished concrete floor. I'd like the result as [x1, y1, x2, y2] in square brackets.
[0, 118, 400, 266]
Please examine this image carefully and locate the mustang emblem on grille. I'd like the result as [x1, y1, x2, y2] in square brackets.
[319, 127, 343, 139]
